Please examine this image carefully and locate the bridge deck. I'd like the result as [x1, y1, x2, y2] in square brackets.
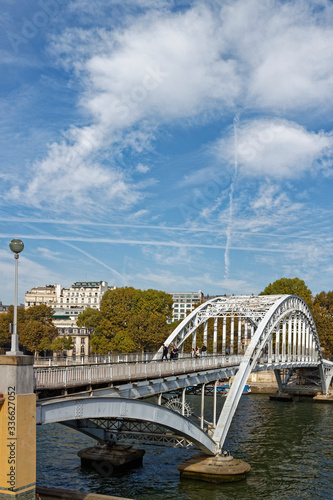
[34, 354, 320, 395]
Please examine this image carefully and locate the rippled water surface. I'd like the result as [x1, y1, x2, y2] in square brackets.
[37, 394, 333, 499]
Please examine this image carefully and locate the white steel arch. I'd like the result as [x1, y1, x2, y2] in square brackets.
[155, 295, 285, 358]
[157, 294, 328, 453]
[36, 396, 218, 455]
[211, 294, 322, 450]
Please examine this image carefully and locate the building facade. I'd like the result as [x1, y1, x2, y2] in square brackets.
[25, 281, 111, 356]
[0, 301, 10, 314]
[169, 291, 203, 323]
[25, 284, 62, 308]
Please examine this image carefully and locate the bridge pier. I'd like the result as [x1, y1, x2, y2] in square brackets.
[177, 452, 251, 483]
[0, 356, 36, 500]
[78, 444, 145, 476]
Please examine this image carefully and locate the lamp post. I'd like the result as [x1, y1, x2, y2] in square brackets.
[7, 238, 24, 355]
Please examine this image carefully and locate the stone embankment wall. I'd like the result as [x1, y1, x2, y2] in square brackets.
[247, 371, 278, 393]
[230, 371, 278, 394]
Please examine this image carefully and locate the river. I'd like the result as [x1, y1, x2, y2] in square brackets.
[36, 394, 333, 499]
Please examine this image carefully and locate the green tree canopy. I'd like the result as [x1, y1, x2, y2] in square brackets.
[77, 308, 102, 329]
[51, 335, 74, 354]
[89, 287, 173, 354]
[260, 277, 312, 304]
[313, 291, 333, 314]
[20, 305, 57, 356]
[260, 279, 333, 356]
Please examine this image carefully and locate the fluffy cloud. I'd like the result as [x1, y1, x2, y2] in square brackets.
[7, 0, 333, 213]
[216, 119, 333, 179]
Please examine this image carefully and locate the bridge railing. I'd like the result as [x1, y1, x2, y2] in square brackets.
[33, 352, 159, 367]
[34, 354, 243, 391]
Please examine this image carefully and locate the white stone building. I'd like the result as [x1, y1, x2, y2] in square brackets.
[169, 291, 203, 323]
[25, 284, 62, 308]
[25, 281, 112, 357]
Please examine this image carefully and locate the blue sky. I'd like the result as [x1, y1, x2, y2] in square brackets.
[1, 0, 333, 304]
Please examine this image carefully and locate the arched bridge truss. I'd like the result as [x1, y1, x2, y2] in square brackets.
[156, 294, 333, 450]
[37, 295, 333, 456]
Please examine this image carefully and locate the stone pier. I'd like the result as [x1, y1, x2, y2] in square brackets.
[78, 444, 145, 475]
[0, 356, 36, 500]
[177, 453, 251, 483]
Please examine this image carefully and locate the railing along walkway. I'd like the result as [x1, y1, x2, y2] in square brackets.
[34, 354, 243, 390]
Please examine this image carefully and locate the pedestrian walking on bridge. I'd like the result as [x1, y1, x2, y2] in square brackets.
[162, 344, 168, 361]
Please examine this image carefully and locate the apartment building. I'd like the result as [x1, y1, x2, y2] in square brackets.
[169, 291, 203, 323]
[25, 281, 111, 356]
[25, 284, 62, 308]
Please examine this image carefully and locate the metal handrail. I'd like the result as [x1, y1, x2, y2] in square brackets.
[34, 354, 243, 390]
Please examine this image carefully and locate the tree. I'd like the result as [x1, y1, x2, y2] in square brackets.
[77, 308, 102, 329]
[260, 279, 333, 356]
[129, 311, 170, 353]
[109, 332, 136, 354]
[131, 289, 173, 320]
[0, 306, 26, 348]
[260, 277, 312, 305]
[0, 311, 11, 347]
[51, 336, 74, 355]
[311, 303, 333, 356]
[313, 291, 333, 314]
[20, 305, 57, 356]
[90, 332, 111, 354]
[89, 287, 174, 354]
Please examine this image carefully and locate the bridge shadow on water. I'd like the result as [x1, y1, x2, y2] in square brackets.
[37, 394, 333, 500]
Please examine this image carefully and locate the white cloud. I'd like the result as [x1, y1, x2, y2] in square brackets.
[216, 119, 333, 179]
[136, 163, 150, 173]
[220, 0, 333, 112]
[6, 0, 333, 215]
[35, 247, 62, 261]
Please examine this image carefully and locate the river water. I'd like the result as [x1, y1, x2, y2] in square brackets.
[37, 394, 333, 499]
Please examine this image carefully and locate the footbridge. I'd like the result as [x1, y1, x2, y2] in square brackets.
[35, 295, 333, 457]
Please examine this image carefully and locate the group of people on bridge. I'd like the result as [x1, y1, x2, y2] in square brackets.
[161, 343, 212, 361]
[161, 344, 179, 361]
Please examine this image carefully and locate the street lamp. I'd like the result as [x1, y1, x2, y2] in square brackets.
[7, 239, 24, 355]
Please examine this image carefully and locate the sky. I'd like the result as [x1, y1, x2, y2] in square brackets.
[1, 0, 333, 304]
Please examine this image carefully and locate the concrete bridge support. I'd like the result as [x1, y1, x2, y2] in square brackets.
[0, 356, 36, 500]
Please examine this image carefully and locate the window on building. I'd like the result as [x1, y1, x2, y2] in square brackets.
[81, 338, 85, 344]
[81, 346, 85, 354]
[180, 314, 185, 318]
[72, 337, 76, 343]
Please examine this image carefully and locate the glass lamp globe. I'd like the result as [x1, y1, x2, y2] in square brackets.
[9, 239, 24, 254]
